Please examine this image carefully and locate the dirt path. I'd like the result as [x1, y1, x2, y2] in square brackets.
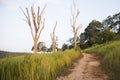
[56, 53, 108, 80]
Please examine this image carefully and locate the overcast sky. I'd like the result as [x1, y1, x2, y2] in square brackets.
[0, 0, 120, 52]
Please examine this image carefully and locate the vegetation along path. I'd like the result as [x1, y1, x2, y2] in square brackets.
[57, 53, 108, 80]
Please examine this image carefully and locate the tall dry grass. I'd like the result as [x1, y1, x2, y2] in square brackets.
[0, 49, 81, 80]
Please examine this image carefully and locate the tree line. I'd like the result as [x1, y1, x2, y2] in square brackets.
[62, 12, 120, 50]
[79, 12, 120, 49]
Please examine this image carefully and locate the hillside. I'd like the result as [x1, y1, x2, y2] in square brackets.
[0, 50, 28, 58]
[84, 40, 120, 80]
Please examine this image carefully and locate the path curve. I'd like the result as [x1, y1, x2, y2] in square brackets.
[56, 53, 108, 80]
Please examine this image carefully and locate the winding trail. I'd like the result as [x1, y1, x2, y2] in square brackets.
[56, 53, 108, 80]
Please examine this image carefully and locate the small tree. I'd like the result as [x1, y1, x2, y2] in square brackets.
[62, 43, 69, 51]
[70, 0, 81, 49]
[50, 22, 57, 53]
[21, 5, 46, 53]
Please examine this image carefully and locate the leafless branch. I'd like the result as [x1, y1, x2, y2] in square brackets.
[31, 6, 37, 33]
[53, 21, 57, 34]
[37, 18, 45, 41]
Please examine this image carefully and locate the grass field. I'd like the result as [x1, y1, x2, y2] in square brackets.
[0, 49, 82, 80]
[84, 40, 120, 80]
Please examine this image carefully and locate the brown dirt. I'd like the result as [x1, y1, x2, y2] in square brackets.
[56, 53, 108, 80]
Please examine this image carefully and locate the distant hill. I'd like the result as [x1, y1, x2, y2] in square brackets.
[0, 50, 30, 58]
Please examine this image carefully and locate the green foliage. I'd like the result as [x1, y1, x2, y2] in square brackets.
[80, 12, 120, 49]
[80, 20, 102, 49]
[62, 43, 68, 51]
[98, 29, 115, 43]
[0, 49, 81, 80]
[85, 20, 102, 38]
[84, 41, 120, 80]
[114, 34, 120, 40]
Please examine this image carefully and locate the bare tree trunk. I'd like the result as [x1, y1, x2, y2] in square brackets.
[51, 22, 57, 53]
[51, 35, 56, 53]
[34, 38, 38, 53]
[52, 37, 55, 53]
[74, 33, 77, 49]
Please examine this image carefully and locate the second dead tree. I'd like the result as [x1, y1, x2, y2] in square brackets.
[50, 22, 57, 53]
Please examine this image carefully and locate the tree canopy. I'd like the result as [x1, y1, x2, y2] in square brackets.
[79, 12, 120, 49]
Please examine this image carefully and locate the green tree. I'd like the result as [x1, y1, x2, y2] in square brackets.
[113, 13, 120, 34]
[85, 20, 102, 44]
[80, 20, 102, 49]
[98, 29, 115, 43]
[32, 42, 47, 52]
[62, 44, 68, 51]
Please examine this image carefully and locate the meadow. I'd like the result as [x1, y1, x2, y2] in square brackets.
[84, 40, 120, 80]
[0, 49, 82, 80]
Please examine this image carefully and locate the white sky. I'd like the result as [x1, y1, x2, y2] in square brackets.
[0, 0, 120, 52]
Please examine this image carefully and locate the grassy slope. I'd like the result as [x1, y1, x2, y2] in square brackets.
[0, 49, 82, 80]
[84, 40, 120, 80]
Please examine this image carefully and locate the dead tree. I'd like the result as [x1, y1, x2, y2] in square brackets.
[50, 22, 57, 53]
[21, 5, 46, 53]
[71, 0, 81, 49]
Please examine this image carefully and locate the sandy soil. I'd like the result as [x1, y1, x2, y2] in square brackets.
[56, 53, 108, 80]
